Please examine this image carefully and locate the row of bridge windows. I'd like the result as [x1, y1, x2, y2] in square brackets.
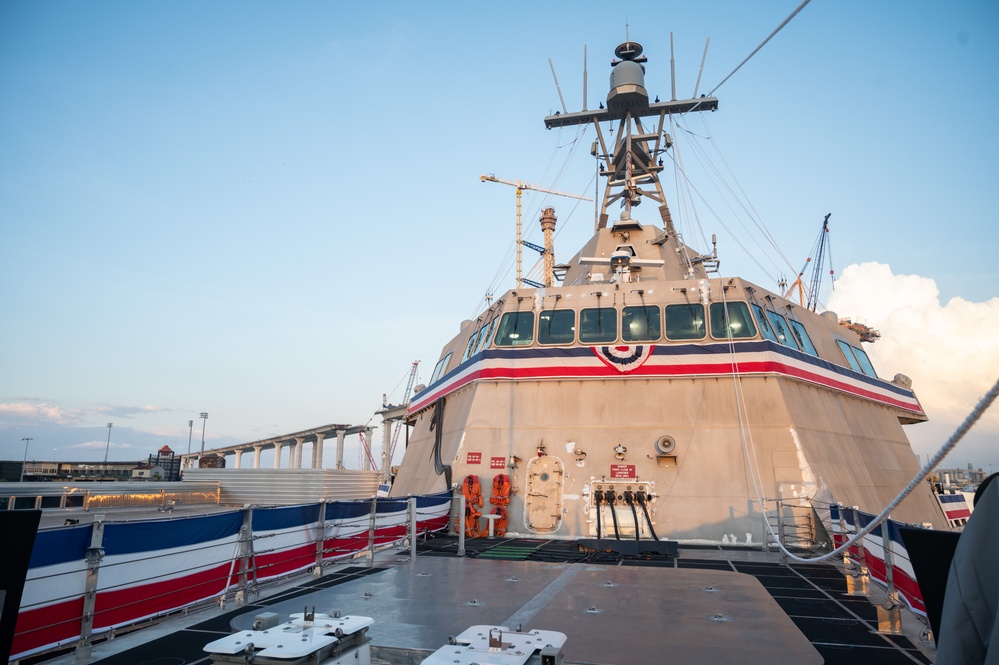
[427, 301, 877, 386]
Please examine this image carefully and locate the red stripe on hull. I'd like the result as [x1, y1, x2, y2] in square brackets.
[93, 563, 233, 630]
[413, 357, 922, 415]
[861, 547, 926, 616]
[13, 597, 85, 657]
[253, 544, 317, 580]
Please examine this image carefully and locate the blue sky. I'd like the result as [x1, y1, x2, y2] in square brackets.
[2, 1, 997, 473]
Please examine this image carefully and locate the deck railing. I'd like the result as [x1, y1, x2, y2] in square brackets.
[11, 491, 451, 663]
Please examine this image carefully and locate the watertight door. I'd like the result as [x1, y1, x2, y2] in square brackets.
[525, 456, 564, 532]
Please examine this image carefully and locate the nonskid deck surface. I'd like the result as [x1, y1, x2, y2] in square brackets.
[34, 537, 933, 665]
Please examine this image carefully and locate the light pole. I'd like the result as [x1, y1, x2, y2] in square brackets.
[187, 420, 194, 455]
[20, 437, 32, 482]
[199, 412, 208, 458]
[103, 422, 113, 465]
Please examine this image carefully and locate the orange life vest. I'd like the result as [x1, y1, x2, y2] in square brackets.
[490, 505, 509, 537]
[490, 473, 511, 507]
[460, 475, 485, 538]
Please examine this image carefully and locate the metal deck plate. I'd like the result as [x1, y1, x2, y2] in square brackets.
[422, 626, 567, 665]
[226, 558, 820, 664]
[205, 613, 373, 659]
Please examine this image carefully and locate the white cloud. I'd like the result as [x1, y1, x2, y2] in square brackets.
[827, 262, 999, 469]
[0, 401, 81, 423]
[65, 440, 135, 451]
[92, 403, 171, 418]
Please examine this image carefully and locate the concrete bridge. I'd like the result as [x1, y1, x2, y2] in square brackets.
[178, 406, 409, 476]
[179, 423, 374, 472]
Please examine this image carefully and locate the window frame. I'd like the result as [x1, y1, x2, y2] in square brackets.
[622, 305, 661, 342]
[461, 327, 481, 363]
[429, 351, 453, 385]
[708, 301, 758, 340]
[751, 303, 779, 343]
[765, 309, 800, 350]
[493, 311, 536, 347]
[849, 342, 878, 377]
[538, 309, 576, 345]
[664, 303, 707, 341]
[578, 306, 618, 344]
[787, 319, 818, 356]
[836, 339, 863, 373]
[473, 317, 497, 355]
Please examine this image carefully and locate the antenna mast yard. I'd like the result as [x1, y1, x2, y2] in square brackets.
[544, 40, 718, 244]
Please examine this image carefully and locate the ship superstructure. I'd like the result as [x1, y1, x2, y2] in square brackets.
[390, 40, 944, 542]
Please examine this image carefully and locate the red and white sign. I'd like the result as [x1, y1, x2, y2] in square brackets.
[466, 452, 482, 464]
[610, 464, 636, 479]
[490, 456, 506, 469]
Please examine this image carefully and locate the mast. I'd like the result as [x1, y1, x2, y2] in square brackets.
[544, 40, 718, 235]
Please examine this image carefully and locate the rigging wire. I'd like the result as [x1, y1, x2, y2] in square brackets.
[663, 144, 779, 279]
[706, 0, 814, 97]
[692, 112, 796, 273]
[472, 123, 592, 318]
[766, 377, 998, 564]
[670, 115, 791, 280]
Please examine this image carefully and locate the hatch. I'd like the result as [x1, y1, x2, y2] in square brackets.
[524, 456, 564, 532]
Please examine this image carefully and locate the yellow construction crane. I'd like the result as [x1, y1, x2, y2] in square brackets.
[480, 174, 591, 288]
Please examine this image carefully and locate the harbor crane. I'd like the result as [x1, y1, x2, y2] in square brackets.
[784, 213, 833, 312]
[388, 360, 420, 464]
[480, 174, 591, 288]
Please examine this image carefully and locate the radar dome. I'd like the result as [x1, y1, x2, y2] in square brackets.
[607, 41, 648, 112]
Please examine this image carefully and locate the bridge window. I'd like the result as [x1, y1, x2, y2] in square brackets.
[665, 304, 706, 340]
[752, 304, 779, 343]
[852, 345, 878, 377]
[494, 311, 535, 346]
[539, 309, 575, 345]
[622, 305, 661, 342]
[461, 328, 480, 362]
[788, 319, 818, 356]
[709, 302, 757, 339]
[429, 352, 452, 384]
[838, 340, 877, 377]
[765, 310, 799, 350]
[473, 318, 496, 355]
[579, 307, 617, 344]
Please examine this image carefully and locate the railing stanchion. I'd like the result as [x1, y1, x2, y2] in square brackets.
[457, 494, 466, 557]
[74, 514, 106, 662]
[409, 497, 417, 561]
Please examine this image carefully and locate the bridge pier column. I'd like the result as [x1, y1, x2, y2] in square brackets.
[335, 430, 346, 469]
[362, 428, 374, 471]
[273, 442, 283, 469]
[253, 445, 263, 469]
[382, 419, 392, 482]
[294, 437, 305, 469]
[235, 449, 244, 469]
[314, 432, 326, 468]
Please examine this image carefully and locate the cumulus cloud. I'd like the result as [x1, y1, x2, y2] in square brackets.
[0, 401, 170, 426]
[827, 262, 999, 467]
